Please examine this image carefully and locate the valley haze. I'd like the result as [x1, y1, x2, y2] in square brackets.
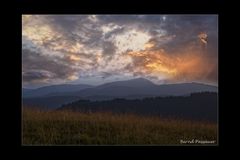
[22, 78, 218, 123]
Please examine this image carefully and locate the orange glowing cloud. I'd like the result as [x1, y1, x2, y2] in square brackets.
[128, 43, 216, 83]
[69, 54, 81, 61]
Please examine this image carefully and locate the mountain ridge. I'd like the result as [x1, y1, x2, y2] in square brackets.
[22, 78, 218, 98]
[22, 84, 93, 98]
[22, 78, 218, 108]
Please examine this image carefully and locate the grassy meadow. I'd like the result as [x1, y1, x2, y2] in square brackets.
[22, 107, 217, 145]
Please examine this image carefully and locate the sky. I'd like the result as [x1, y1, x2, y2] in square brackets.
[22, 15, 218, 88]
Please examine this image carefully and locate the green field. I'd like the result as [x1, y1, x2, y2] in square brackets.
[22, 107, 217, 145]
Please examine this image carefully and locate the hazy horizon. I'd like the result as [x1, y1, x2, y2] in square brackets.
[22, 77, 218, 89]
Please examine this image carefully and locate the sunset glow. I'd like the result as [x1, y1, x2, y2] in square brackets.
[22, 15, 218, 87]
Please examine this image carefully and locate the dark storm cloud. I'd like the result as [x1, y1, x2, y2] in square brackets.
[22, 15, 218, 86]
[102, 41, 116, 55]
[45, 15, 87, 31]
[22, 49, 78, 83]
[97, 15, 163, 26]
[97, 15, 218, 56]
[137, 15, 218, 85]
[29, 15, 217, 56]
[34, 15, 103, 52]
[103, 26, 125, 40]
[159, 15, 218, 54]
[22, 70, 54, 82]
[97, 15, 140, 24]
[41, 15, 122, 58]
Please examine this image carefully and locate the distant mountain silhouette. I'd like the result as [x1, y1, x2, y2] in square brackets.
[22, 78, 218, 108]
[61, 78, 217, 100]
[96, 78, 156, 89]
[22, 84, 93, 98]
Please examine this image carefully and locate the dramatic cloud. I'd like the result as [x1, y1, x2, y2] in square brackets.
[22, 49, 80, 85]
[127, 42, 217, 83]
[22, 15, 218, 87]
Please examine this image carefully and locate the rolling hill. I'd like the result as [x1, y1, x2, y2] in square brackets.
[22, 78, 218, 108]
[22, 84, 93, 98]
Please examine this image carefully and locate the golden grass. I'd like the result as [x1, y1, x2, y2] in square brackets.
[22, 107, 217, 145]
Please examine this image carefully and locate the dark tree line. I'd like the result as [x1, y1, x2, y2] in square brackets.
[59, 92, 218, 122]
